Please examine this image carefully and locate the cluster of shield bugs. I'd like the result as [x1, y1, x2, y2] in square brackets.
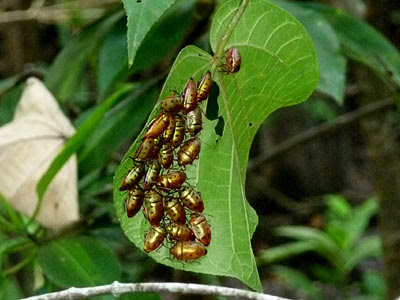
[120, 71, 214, 261]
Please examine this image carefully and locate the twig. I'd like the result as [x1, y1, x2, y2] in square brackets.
[247, 97, 396, 172]
[21, 281, 294, 300]
[0, 0, 120, 24]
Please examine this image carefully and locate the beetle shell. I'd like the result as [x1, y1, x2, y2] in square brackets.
[164, 197, 186, 224]
[125, 186, 144, 218]
[144, 190, 164, 226]
[144, 160, 161, 190]
[158, 142, 174, 169]
[183, 78, 198, 114]
[189, 213, 211, 246]
[172, 114, 186, 148]
[225, 47, 241, 74]
[148, 136, 162, 159]
[162, 114, 175, 142]
[177, 137, 201, 166]
[197, 71, 212, 102]
[157, 171, 187, 191]
[120, 162, 145, 191]
[144, 226, 166, 253]
[186, 106, 202, 137]
[143, 113, 170, 139]
[134, 137, 155, 161]
[170, 241, 207, 260]
[166, 223, 194, 241]
[179, 186, 204, 212]
[161, 94, 184, 113]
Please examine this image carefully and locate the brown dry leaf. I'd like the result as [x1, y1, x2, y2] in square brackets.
[0, 77, 79, 233]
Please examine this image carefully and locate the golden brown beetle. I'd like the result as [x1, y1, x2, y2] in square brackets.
[143, 190, 164, 226]
[143, 113, 170, 139]
[120, 162, 145, 191]
[197, 71, 212, 102]
[161, 93, 183, 113]
[177, 137, 201, 166]
[164, 197, 186, 225]
[144, 160, 161, 190]
[179, 186, 204, 212]
[186, 106, 202, 137]
[157, 171, 187, 191]
[172, 114, 185, 148]
[189, 213, 211, 246]
[125, 185, 144, 218]
[134, 137, 155, 161]
[158, 142, 174, 169]
[162, 114, 175, 143]
[166, 223, 194, 241]
[225, 47, 241, 74]
[183, 78, 197, 114]
[170, 241, 207, 261]
[144, 226, 166, 253]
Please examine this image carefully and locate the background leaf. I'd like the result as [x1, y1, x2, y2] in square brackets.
[270, 0, 346, 104]
[306, 3, 400, 89]
[45, 12, 124, 103]
[122, 0, 177, 66]
[38, 236, 121, 288]
[114, 0, 318, 291]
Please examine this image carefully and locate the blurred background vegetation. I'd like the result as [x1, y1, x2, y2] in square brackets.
[1, 0, 400, 299]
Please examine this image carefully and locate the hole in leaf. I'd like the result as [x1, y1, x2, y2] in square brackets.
[215, 116, 224, 137]
[205, 84, 219, 120]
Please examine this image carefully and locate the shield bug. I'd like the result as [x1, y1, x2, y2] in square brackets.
[164, 197, 186, 224]
[186, 106, 202, 137]
[170, 241, 207, 261]
[197, 71, 212, 102]
[157, 171, 187, 191]
[189, 213, 211, 246]
[143, 113, 170, 139]
[166, 223, 194, 241]
[177, 137, 201, 166]
[125, 185, 144, 217]
[161, 93, 184, 113]
[144, 190, 164, 226]
[162, 114, 175, 143]
[134, 137, 155, 161]
[179, 186, 204, 212]
[172, 114, 185, 148]
[225, 47, 241, 74]
[148, 136, 162, 159]
[144, 226, 166, 253]
[144, 160, 161, 190]
[158, 142, 174, 169]
[183, 78, 198, 114]
[120, 162, 145, 191]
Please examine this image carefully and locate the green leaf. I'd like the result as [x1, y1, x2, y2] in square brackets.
[270, 0, 346, 104]
[345, 197, 378, 248]
[38, 236, 121, 288]
[78, 84, 157, 175]
[131, 0, 196, 73]
[45, 12, 124, 102]
[275, 226, 342, 266]
[97, 21, 129, 98]
[306, 3, 400, 88]
[272, 266, 323, 300]
[122, 0, 177, 66]
[34, 85, 133, 221]
[257, 241, 317, 264]
[114, 0, 318, 291]
[344, 236, 382, 273]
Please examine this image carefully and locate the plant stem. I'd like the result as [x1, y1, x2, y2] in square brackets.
[213, 0, 249, 66]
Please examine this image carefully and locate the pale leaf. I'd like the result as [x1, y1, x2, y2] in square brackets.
[0, 78, 79, 233]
